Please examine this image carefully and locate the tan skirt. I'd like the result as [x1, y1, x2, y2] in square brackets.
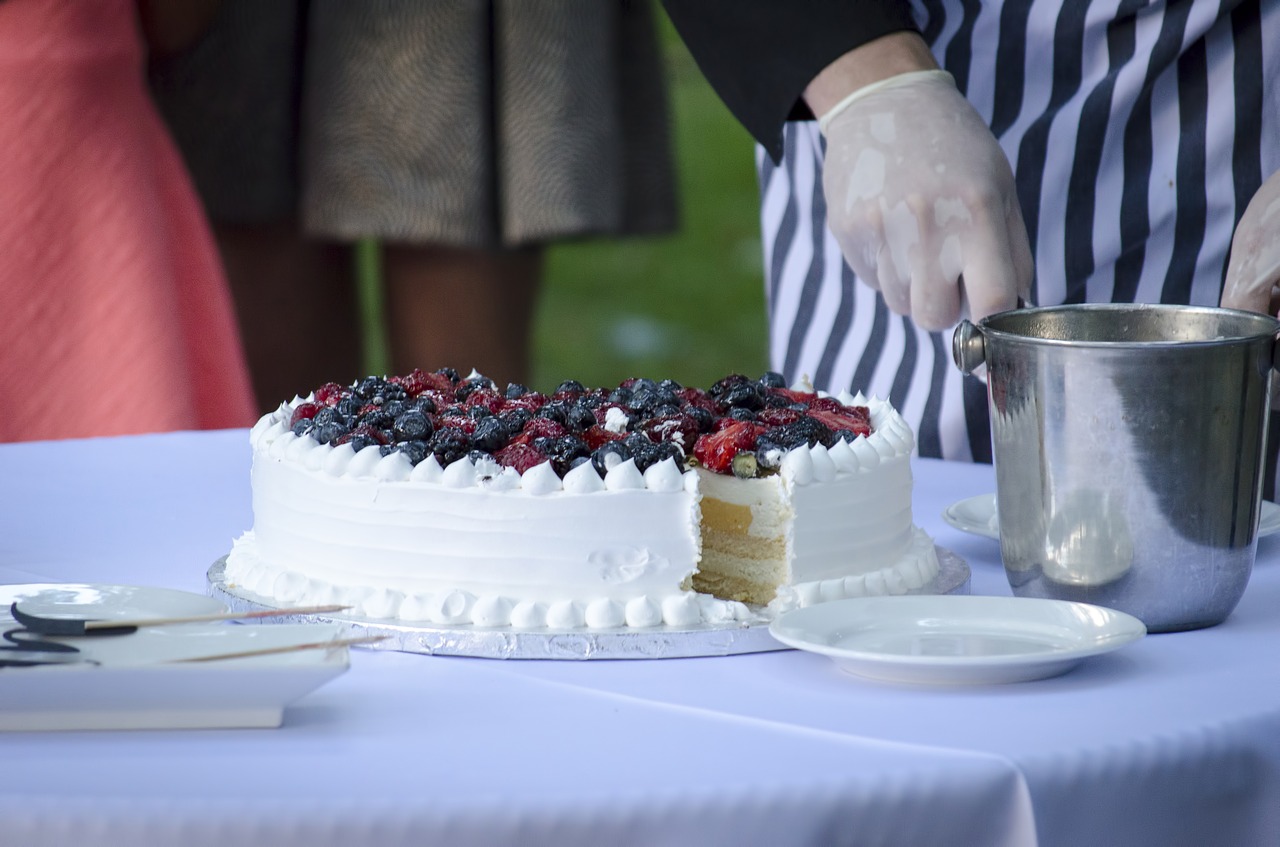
[149, 0, 678, 249]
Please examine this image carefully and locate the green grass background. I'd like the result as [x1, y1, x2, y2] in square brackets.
[358, 10, 769, 393]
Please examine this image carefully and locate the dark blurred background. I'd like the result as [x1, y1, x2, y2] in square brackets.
[353, 10, 769, 392]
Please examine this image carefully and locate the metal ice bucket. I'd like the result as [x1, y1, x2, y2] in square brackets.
[953, 304, 1279, 632]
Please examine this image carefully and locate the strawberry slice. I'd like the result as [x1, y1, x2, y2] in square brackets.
[582, 424, 624, 451]
[808, 408, 871, 438]
[693, 421, 766, 473]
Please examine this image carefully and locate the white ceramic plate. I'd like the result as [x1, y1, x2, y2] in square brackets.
[0, 584, 350, 731]
[1, 582, 227, 623]
[769, 595, 1146, 685]
[942, 494, 1280, 541]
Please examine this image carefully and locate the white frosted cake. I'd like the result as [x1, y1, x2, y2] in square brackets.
[224, 370, 940, 628]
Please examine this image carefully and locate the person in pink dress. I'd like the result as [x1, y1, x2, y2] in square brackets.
[0, 0, 256, 441]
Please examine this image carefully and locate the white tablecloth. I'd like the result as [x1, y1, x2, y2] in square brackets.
[1, 430, 1277, 847]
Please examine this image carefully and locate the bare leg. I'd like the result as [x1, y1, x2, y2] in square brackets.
[215, 221, 363, 411]
[381, 243, 543, 387]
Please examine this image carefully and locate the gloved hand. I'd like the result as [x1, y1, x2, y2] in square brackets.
[1221, 169, 1280, 316]
[818, 70, 1033, 330]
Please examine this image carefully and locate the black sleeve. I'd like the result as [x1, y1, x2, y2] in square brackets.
[661, 1, 919, 162]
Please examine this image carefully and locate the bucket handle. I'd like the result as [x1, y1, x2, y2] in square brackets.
[953, 320, 986, 374]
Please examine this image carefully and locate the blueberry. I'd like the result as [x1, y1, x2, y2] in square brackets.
[686, 406, 714, 432]
[455, 376, 495, 402]
[379, 444, 396, 457]
[413, 395, 438, 414]
[722, 381, 765, 410]
[591, 441, 632, 477]
[728, 407, 758, 422]
[374, 384, 407, 404]
[658, 378, 683, 393]
[768, 416, 834, 449]
[336, 396, 363, 417]
[313, 421, 348, 444]
[731, 451, 760, 479]
[393, 409, 433, 442]
[505, 383, 530, 399]
[435, 367, 460, 383]
[291, 419, 312, 437]
[395, 440, 430, 465]
[313, 406, 341, 426]
[628, 386, 658, 413]
[354, 376, 386, 400]
[709, 374, 750, 398]
[429, 428, 472, 465]
[381, 399, 408, 418]
[651, 441, 684, 465]
[467, 405, 493, 420]
[555, 379, 586, 395]
[565, 404, 597, 432]
[500, 408, 533, 433]
[608, 386, 633, 405]
[471, 416, 510, 453]
[758, 371, 787, 388]
[361, 409, 394, 431]
[347, 434, 377, 453]
[623, 433, 662, 472]
[537, 401, 569, 426]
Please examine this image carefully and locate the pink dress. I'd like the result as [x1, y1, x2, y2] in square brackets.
[0, 0, 256, 441]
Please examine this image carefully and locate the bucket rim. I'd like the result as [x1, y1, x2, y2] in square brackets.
[977, 303, 1280, 347]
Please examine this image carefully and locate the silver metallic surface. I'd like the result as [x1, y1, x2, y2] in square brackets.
[206, 550, 971, 660]
[953, 304, 1277, 632]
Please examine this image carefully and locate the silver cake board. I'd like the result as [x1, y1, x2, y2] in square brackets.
[206, 548, 970, 660]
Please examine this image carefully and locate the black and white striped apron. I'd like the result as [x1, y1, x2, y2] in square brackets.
[758, 0, 1280, 495]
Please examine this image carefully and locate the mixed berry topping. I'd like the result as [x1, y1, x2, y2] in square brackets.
[287, 369, 872, 480]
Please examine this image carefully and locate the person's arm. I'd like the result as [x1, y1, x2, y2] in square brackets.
[661, 1, 918, 162]
[1220, 171, 1280, 316]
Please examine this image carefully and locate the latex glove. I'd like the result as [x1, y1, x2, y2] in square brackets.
[1221, 169, 1280, 316]
[818, 70, 1033, 330]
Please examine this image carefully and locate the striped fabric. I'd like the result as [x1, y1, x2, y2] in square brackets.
[758, 0, 1280, 494]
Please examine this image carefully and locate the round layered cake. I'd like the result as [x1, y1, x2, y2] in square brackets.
[224, 369, 940, 628]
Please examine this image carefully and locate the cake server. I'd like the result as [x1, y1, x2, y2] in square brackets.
[7, 602, 352, 637]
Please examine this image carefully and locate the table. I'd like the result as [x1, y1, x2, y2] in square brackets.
[1, 430, 1277, 847]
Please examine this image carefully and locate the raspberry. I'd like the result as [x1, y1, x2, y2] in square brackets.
[464, 388, 505, 414]
[582, 424, 624, 451]
[641, 414, 700, 454]
[756, 407, 804, 427]
[396, 369, 455, 397]
[514, 417, 568, 445]
[677, 387, 716, 412]
[494, 442, 547, 474]
[289, 402, 321, 429]
[313, 383, 346, 406]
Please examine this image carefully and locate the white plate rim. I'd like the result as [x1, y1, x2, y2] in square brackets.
[0, 582, 226, 622]
[769, 595, 1146, 683]
[942, 494, 1280, 540]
